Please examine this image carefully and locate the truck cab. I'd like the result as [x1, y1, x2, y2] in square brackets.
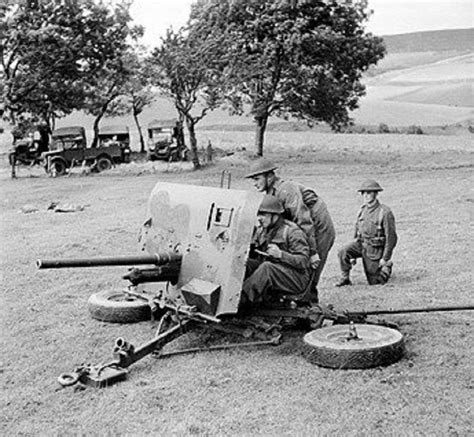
[147, 119, 187, 162]
[98, 125, 131, 163]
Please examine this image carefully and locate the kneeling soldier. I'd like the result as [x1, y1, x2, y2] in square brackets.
[336, 180, 398, 286]
[242, 195, 311, 305]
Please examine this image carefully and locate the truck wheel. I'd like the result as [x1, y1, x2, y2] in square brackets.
[49, 158, 67, 176]
[88, 290, 151, 323]
[303, 324, 404, 369]
[96, 156, 112, 172]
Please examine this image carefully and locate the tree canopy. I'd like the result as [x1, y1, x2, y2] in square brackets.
[1, 0, 387, 160]
[148, 27, 227, 168]
[189, 0, 386, 155]
[1, 0, 142, 139]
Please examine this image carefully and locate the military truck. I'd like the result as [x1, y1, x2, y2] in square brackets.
[98, 125, 131, 164]
[8, 124, 49, 167]
[42, 126, 131, 176]
[146, 119, 187, 162]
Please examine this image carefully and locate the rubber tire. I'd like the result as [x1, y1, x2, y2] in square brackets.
[303, 324, 405, 369]
[49, 158, 67, 176]
[87, 290, 151, 323]
[96, 156, 113, 172]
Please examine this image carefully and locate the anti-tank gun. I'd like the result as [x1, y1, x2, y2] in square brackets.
[37, 182, 474, 389]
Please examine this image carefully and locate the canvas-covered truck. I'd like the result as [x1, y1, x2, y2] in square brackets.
[146, 119, 187, 162]
[98, 125, 131, 164]
[42, 126, 131, 176]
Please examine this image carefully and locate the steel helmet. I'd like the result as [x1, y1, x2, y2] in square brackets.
[258, 195, 284, 214]
[358, 179, 383, 192]
[245, 158, 278, 178]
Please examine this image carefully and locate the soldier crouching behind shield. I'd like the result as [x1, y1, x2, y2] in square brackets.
[336, 180, 398, 286]
[240, 195, 312, 306]
[245, 158, 335, 302]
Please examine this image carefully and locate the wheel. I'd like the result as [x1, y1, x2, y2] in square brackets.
[49, 158, 67, 176]
[87, 290, 151, 323]
[96, 156, 113, 172]
[303, 324, 405, 369]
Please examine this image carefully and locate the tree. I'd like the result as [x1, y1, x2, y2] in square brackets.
[1, 0, 142, 141]
[1, 0, 90, 128]
[190, 0, 386, 155]
[81, 2, 143, 147]
[149, 27, 226, 169]
[120, 52, 155, 154]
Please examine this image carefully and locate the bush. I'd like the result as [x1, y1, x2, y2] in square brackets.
[407, 125, 424, 135]
[378, 123, 390, 133]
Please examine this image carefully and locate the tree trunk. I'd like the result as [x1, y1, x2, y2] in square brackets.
[91, 111, 105, 148]
[254, 114, 268, 156]
[185, 116, 200, 170]
[133, 109, 145, 154]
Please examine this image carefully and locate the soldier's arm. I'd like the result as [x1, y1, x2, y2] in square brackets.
[382, 209, 398, 261]
[279, 227, 310, 270]
[278, 183, 317, 253]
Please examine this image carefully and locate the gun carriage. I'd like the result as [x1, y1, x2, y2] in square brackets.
[37, 182, 474, 388]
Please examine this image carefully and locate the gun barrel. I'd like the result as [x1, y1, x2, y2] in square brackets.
[36, 252, 182, 269]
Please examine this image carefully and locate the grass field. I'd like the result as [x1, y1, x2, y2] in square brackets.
[1, 132, 473, 435]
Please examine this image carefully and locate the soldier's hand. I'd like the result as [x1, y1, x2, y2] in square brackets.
[267, 244, 282, 259]
[379, 259, 387, 267]
[310, 253, 321, 269]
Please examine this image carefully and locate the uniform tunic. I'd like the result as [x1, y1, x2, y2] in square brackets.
[268, 177, 317, 253]
[242, 217, 311, 304]
[338, 200, 398, 285]
[297, 184, 336, 286]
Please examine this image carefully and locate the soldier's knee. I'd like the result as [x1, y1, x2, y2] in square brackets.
[338, 244, 352, 259]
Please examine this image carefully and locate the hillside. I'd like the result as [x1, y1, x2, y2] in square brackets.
[382, 28, 474, 53]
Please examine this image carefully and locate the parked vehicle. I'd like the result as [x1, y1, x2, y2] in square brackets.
[9, 137, 43, 166]
[8, 124, 49, 167]
[98, 125, 131, 163]
[147, 119, 187, 161]
[42, 126, 131, 176]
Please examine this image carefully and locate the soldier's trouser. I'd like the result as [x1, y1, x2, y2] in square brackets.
[310, 198, 336, 287]
[337, 240, 392, 285]
[242, 259, 310, 304]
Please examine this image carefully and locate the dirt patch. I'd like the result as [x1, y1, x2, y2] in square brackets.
[1, 133, 473, 435]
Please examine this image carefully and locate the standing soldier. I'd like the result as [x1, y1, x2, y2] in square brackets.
[242, 195, 311, 305]
[336, 180, 398, 286]
[245, 158, 335, 301]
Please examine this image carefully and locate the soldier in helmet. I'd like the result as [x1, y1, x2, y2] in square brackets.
[336, 180, 398, 286]
[241, 195, 312, 305]
[245, 158, 335, 300]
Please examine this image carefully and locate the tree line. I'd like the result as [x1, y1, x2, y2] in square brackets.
[1, 0, 385, 169]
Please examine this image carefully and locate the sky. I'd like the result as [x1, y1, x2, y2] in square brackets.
[129, 0, 473, 47]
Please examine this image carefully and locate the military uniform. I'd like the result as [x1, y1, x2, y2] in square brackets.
[269, 177, 317, 253]
[242, 217, 311, 304]
[338, 200, 398, 285]
[245, 160, 335, 300]
[297, 184, 336, 286]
